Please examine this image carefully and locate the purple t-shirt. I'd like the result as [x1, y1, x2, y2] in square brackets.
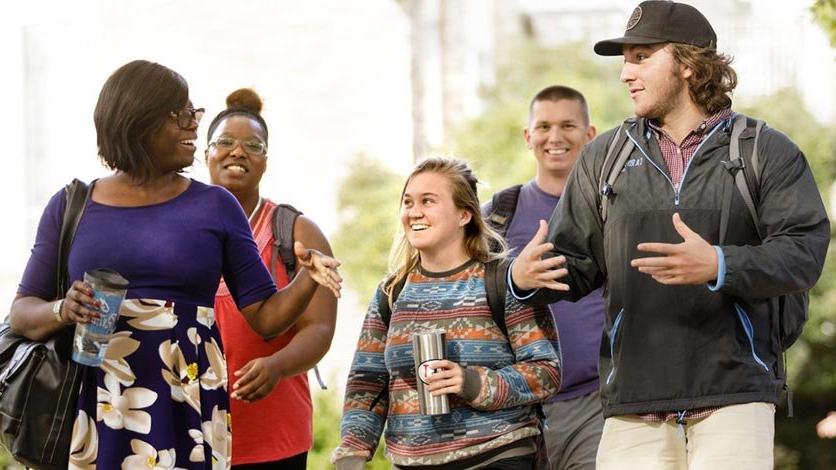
[18, 179, 276, 308]
[484, 180, 604, 401]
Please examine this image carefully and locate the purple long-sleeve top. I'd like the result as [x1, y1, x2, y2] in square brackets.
[18, 179, 276, 309]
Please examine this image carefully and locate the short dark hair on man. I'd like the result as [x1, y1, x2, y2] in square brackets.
[529, 85, 590, 126]
[94, 60, 189, 182]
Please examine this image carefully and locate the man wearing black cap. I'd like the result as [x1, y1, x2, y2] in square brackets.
[507, 1, 830, 468]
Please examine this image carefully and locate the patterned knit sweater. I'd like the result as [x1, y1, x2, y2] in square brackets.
[333, 260, 562, 467]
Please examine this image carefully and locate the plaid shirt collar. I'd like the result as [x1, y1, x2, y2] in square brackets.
[645, 108, 733, 187]
[646, 108, 733, 141]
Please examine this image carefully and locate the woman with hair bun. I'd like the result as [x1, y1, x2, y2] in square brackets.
[206, 88, 337, 469]
[9, 61, 341, 469]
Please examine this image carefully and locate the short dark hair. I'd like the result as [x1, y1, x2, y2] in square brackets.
[529, 85, 590, 126]
[670, 43, 737, 115]
[94, 60, 189, 182]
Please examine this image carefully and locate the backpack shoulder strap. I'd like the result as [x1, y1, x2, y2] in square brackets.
[270, 203, 303, 280]
[378, 275, 407, 328]
[486, 185, 522, 237]
[598, 120, 636, 224]
[57, 179, 91, 297]
[728, 114, 764, 240]
[484, 258, 509, 338]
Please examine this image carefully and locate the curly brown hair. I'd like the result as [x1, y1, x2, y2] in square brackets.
[670, 43, 738, 115]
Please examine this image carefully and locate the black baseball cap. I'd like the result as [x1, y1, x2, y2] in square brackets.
[594, 1, 716, 56]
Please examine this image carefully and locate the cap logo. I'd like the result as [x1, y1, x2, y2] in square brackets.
[626, 6, 642, 30]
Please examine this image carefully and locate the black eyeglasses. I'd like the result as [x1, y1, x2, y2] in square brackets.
[170, 107, 205, 129]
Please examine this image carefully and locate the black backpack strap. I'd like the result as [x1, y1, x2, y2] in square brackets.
[598, 120, 636, 224]
[486, 185, 522, 238]
[270, 203, 303, 280]
[57, 179, 91, 298]
[368, 278, 405, 411]
[484, 258, 509, 337]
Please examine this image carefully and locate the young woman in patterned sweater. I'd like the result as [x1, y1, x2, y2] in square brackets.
[333, 157, 562, 469]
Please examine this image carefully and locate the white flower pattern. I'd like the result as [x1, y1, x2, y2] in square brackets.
[72, 298, 230, 468]
[101, 330, 140, 386]
[159, 340, 201, 413]
[69, 410, 97, 469]
[120, 299, 178, 331]
[196, 306, 215, 329]
[121, 439, 184, 470]
[97, 372, 158, 434]
[201, 406, 231, 469]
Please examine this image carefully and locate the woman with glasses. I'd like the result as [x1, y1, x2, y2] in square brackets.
[9, 60, 341, 469]
[205, 88, 337, 469]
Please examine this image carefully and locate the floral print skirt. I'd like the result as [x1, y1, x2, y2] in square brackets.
[69, 299, 230, 469]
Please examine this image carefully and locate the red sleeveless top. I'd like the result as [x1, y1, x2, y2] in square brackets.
[215, 199, 313, 464]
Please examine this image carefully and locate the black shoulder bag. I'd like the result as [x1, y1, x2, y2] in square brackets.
[0, 178, 91, 469]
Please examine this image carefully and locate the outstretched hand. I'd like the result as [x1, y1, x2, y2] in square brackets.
[509, 220, 569, 292]
[295, 241, 342, 298]
[631, 213, 718, 285]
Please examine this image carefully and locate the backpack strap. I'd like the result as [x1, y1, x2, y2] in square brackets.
[486, 185, 522, 238]
[270, 203, 303, 280]
[725, 114, 764, 240]
[598, 121, 636, 224]
[368, 276, 405, 411]
[57, 179, 91, 297]
[268, 203, 331, 389]
[484, 258, 509, 337]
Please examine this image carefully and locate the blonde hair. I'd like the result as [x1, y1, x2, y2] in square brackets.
[383, 157, 507, 303]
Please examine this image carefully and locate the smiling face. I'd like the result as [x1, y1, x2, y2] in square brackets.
[400, 171, 472, 262]
[620, 43, 692, 121]
[524, 99, 596, 179]
[205, 115, 268, 194]
[146, 109, 199, 175]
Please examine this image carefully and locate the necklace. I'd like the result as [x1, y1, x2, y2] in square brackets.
[247, 197, 263, 224]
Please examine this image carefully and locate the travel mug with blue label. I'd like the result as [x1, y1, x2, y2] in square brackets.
[72, 269, 129, 366]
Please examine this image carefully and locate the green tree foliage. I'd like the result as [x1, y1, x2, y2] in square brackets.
[331, 155, 403, 302]
[813, 0, 836, 47]
[310, 388, 391, 469]
[442, 41, 633, 199]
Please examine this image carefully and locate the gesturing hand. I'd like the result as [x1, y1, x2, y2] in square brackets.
[231, 356, 281, 402]
[510, 220, 569, 292]
[295, 240, 342, 298]
[631, 213, 718, 285]
[424, 360, 465, 396]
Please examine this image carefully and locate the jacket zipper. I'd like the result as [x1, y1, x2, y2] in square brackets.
[606, 308, 625, 385]
[734, 303, 769, 372]
[626, 123, 724, 207]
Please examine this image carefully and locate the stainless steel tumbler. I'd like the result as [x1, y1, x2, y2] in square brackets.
[412, 330, 450, 415]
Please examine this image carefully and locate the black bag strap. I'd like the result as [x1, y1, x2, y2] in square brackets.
[486, 185, 522, 238]
[484, 258, 509, 337]
[270, 203, 303, 280]
[56, 179, 92, 299]
[598, 121, 636, 224]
